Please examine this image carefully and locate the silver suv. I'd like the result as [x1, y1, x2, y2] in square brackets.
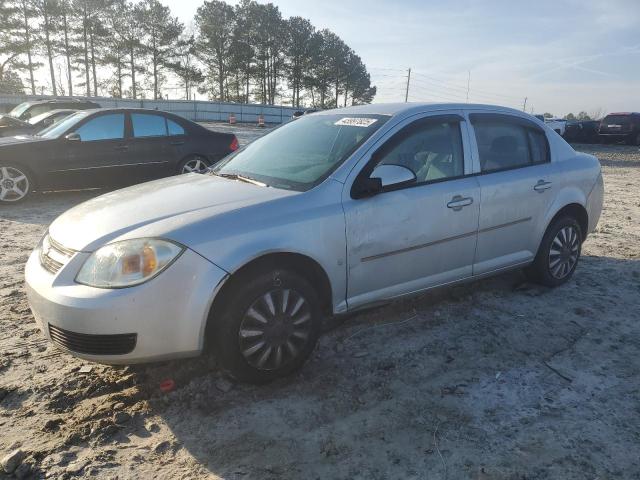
[26, 103, 604, 383]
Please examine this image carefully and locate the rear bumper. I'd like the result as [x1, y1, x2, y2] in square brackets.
[25, 246, 228, 364]
[598, 132, 633, 140]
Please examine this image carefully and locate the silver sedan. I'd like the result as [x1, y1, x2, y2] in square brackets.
[25, 103, 604, 383]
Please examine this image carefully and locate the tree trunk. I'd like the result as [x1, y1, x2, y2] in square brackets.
[62, 10, 73, 96]
[130, 46, 136, 99]
[42, 7, 57, 96]
[22, 2, 36, 95]
[89, 26, 98, 96]
[82, 5, 91, 97]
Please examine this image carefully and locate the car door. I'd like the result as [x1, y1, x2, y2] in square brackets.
[342, 113, 480, 310]
[127, 112, 175, 182]
[468, 112, 558, 274]
[48, 112, 132, 189]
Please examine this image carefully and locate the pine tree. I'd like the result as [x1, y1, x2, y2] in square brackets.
[137, 0, 183, 100]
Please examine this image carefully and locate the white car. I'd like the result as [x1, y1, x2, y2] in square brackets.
[25, 103, 604, 383]
[545, 118, 567, 136]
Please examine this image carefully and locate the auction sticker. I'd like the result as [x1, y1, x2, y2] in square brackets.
[334, 117, 378, 127]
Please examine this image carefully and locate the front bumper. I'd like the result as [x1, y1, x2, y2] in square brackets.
[25, 245, 228, 364]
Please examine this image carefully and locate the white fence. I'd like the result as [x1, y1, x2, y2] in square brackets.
[0, 94, 301, 124]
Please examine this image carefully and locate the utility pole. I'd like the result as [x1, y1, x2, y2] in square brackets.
[523, 97, 528, 111]
[466, 70, 471, 102]
[404, 67, 411, 102]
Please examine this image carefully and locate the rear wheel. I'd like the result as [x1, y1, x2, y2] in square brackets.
[178, 155, 211, 174]
[211, 269, 322, 384]
[525, 216, 582, 287]
[0, 165, 32, 203]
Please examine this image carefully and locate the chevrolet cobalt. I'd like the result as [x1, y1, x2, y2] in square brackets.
[25, 103, 604, 383]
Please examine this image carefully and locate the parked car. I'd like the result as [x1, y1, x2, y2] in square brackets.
[0, 109, 77, 137]
[544, 118, 566, 136]
[598, 112, 640, 145]
[0, 108, 238, 202]
[8, 98, 100, 121]
[25, 103, 603, 384]
[563, 120, 600, 144]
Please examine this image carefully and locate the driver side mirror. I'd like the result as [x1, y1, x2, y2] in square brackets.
[352, 164, 417, 199]
[65, 132, 81, 141]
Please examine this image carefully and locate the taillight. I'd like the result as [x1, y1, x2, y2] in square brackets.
[229, 136, 239, 151]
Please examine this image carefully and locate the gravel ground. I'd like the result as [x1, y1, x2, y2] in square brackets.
[1, 127, 639, 479]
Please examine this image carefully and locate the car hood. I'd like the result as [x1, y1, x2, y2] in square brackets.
[48, 174, 296, 252]
[0, 134, 43, 146]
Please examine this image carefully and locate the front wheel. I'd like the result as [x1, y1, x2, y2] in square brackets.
[178, 155, 211, 174]
[211, 269, 323, 384]
[525, 217, 582, 287]
[0, 165, 32, 203]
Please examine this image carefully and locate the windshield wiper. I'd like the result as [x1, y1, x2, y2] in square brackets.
[213, 172, 269, 187]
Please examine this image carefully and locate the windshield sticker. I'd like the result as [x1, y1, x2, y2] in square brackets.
[334, 117, 378, 127]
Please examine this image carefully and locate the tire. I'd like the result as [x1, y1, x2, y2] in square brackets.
[178, 155, 211, 174]
[0, 165, 32, 204]
[635, 133, 640, 147]
[525, 216, 582, 287]
[210, 268, 322, 384]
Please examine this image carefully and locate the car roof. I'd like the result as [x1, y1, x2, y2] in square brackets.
[314, 102, 534, 119]
[22, 98, 98, 105]
[75, 108, 191, 121]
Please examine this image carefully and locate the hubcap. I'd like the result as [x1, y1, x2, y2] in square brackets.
[549, 226, 579, 279]
[238, 289, 313, 371]
[181, 157, 209, 174]
[0, 166, 29, 202]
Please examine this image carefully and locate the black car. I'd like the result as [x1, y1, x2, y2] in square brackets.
[8, 98, 101, 121]
[563, 120, 600, 144]
[0, 108, 238, 203]
[0, 109, 76, 137]
[598, 112, 640, 145]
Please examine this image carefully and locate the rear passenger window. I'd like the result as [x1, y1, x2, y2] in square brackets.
[132, 114, 167, 137]
[167, 119, 185, 136]
[474, 122, 530, 172]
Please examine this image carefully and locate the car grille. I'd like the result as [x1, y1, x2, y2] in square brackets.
[40, 234, 75, 274]
[48, 324, 137, 355]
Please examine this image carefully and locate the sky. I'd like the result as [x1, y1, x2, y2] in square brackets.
[164, 0, 640, 117]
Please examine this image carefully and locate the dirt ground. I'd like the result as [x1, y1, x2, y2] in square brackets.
[1, 127, 639, 479]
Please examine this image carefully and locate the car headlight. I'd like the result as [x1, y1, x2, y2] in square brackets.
[75, 238, 184, 288]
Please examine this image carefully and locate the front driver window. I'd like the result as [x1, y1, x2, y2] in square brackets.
[75, 114, 125, 141]
[376, 119, 464, 183]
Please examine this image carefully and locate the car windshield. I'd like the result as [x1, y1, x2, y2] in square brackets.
[8, 102, 32, 118]
[213, 113, 389, 191]
[37, 111, 91, 138]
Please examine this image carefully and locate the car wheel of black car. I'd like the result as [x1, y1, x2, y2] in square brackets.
[525, 216, 582, 287]
[178, 155, 211, 174]
[211, 268, 322, 384]
[0, 165, 32, 203]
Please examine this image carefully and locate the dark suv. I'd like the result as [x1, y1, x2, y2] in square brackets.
[8, 99, 100, 121]
[598, 112, 640, 145]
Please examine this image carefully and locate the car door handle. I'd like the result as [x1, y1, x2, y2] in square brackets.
[534, 180, 552, 192]
[170, 140, 185, 146]
[114, 144, 129, 151]
[447, 195, 474, 211]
